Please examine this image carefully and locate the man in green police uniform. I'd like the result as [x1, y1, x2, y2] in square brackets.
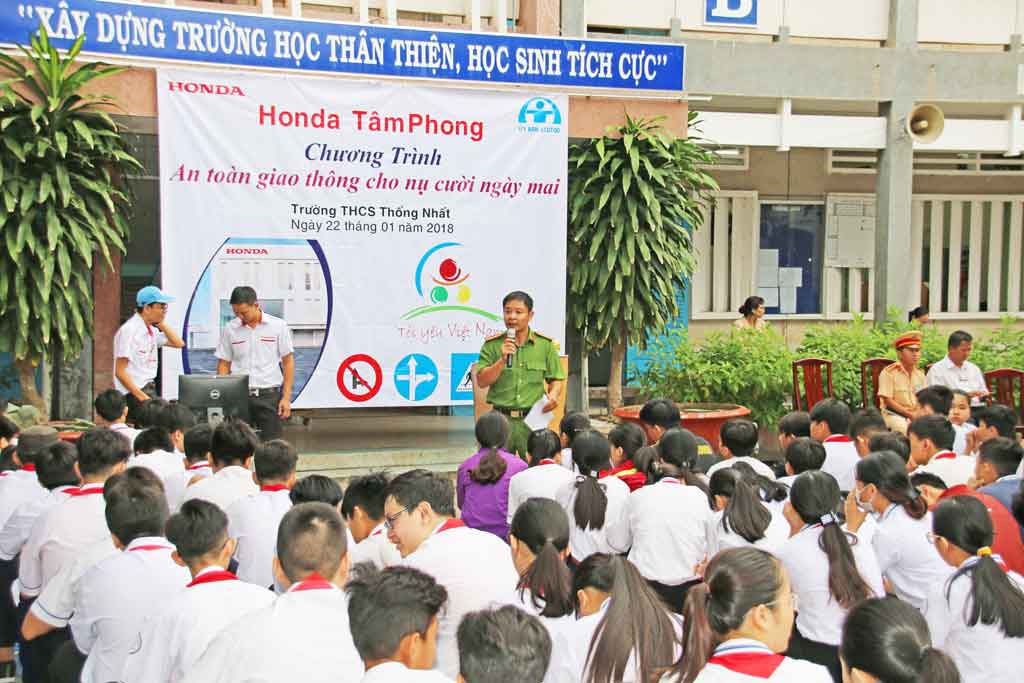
[477, 291, 566, 458]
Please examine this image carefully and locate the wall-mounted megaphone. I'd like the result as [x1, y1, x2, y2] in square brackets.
[904, 104, 945, 144]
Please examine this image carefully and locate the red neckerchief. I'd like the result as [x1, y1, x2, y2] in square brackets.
[21, 463, 36, 472]
[68, 484, 104, 497]
[601, 460, 638, 478]
[187, 569, 239, 588]
[188, 462, 211, 471]
[129, 544, 173, 552]
[708, 642, 784, 679]
[436, 518, 467, 534]
[260, 484, 290, 492]
[291, 572, 334, 592]
[823, 435, 853, 443]
[932, 450, 957, 461]
[537, 458, 557, 466]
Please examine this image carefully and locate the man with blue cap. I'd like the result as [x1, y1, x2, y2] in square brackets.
[113, 285, 185, 423]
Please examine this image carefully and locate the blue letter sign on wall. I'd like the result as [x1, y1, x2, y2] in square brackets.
[705, 0, 758, 27]
[1, 0, 685, 91]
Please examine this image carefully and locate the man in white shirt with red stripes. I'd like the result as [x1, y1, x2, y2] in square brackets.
[227, 439, 297, 587]
[810, 399, 860, 492]
[384, 470, 518, 680]
[184, 502, 363, 683]
[124, 499, 275, 682]
[181, 420, 259, 512]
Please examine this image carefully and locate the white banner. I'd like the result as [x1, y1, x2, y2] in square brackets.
[157, 69, 567, 408]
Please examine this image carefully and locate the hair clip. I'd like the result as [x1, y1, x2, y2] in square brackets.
[819, 512, 837, 526]
[977, 546, 993, 557]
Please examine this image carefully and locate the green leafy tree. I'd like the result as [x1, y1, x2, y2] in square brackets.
[567, 113, 719, 411]
[0, 28, 140, 414]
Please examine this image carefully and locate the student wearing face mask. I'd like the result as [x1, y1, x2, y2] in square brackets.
[844, 451, 952, 610]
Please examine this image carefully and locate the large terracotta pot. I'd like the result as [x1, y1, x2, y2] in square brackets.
[613, 403, 752, 451]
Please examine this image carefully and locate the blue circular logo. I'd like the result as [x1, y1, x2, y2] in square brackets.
[394, 354, 439, 401]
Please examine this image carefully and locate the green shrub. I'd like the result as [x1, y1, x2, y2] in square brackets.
[635, 327, 793, 428]
[970, 317, 1024, 372]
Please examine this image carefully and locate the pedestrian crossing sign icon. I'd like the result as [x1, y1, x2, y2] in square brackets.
[394, 354, 439, 402]
[450, 353, 478, 401]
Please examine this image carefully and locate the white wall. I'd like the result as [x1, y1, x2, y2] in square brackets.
[918, 0, 1023, 44]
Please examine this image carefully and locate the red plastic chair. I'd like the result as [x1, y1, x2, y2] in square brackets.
[792, 359, 834, 412]
[861, 358, 893, 410]
[984, 369, 1024, 426]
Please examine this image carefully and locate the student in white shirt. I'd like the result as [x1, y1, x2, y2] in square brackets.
[185, 502, 363, 683]
[69, 470, 191, 683]
[341, 472, 401, 570]
[181, 419, 259, 511]
[0, 426, 58, 534]
[809, 399, 860, 492]
[776, 411, 811, 456]
[346, 564, 454, 683]
[507, 429, 576, 524]
[844, 451, 952, 610]
[969, 403, 1018, 458]
[778, 437, 826, 490]
[549, 553, 679, 683]
[867, 431, 912, 465]
[554, 430, 630, 566]
[779, 471, 883, 680]
[507, 498, 575, 634]
[841, 597, 961, 683]
[128, 427, 187, 512]
[707, 467, 789, 559]
[157, 402, 196, 456]
[606, 428, 713, 611]
[93, 389, 140, 449]
[227, 439, 296, 587]
[123, 499, 276, 682]
[458, 605, 551, 683]
[663, 547, 832, 683]
[924, 496, 1024, 683]
[848, 408, 887, 460]
[557, 412, 590, 473]
[706, 419, 777, 482]
[181, 423, 214, 486]
[908, 414, 974, 488]
[383, 469, 518, 679]
[291, 474, 344, 508]
[948, 389, 978, 456]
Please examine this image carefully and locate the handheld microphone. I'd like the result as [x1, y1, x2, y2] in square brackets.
[505, 328, 516, 369]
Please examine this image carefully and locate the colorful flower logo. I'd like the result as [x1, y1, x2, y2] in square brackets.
[402, 242, 500, 321]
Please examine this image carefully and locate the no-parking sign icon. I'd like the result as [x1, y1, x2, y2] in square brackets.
[336, 354, 383, 402]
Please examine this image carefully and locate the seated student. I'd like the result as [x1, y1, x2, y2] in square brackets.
[134, 397, 168, 430]
[383, 470, 518, 679]
[342, 472, 401, 570]
[809, 399, 859, 492]
[94, 389, 139, 447]
[0, 426, 59, 533]
[607, 428, 713, 611]
[908, 414, 974, 487]
[602, 422, 648, 492]
[158, 402, 197, 455]
[867, 431, 911, 464]
[0, 442, 79, 563]
[848, 408, 887, 459]
[182, 423, 214, 485]
[639, 399, 718, 470]
[844, 451, 952, 610]
[346, 565, 453, 683]
[707, 419, 776, 481]
[185, 503, 364, 683]
[181, 419, 259, 511]
[779, 471, 883, 680]
[975, 437, 1023, 517]
[841, 597, 960, 683]
[507, 429, 575, 524]
[554, 431, 630, 567]
[548, 553, 679, 683]
[227, 439, 297, 587]
[128, 426, 187, 511]
[914, 385, 954, 420]
[664, 547, 832, 683]
[779, 438, 827, 488]
[910, 471, 1024, 576]
[777, 411, 811, 455]
[291, 474, 343, 508]
[0, 415, 17, 452]
[123, 499, 276, 682]
[969, 404, 1018, 456]
[949, 389, 978, 456]
[557, 411, 590, 473]
[457, 412, 527, 540]
[507, 499, 574, 635]
[458, 606, 551, 683]
[707, 468, 789, 558]
[924, 496, 1024, 683]
[68, 472, 191, 683]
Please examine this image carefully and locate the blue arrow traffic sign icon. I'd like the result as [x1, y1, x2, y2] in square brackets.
[394, 354, 439, 401]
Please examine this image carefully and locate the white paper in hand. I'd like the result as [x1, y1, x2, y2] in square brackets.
[524, 396, 551, 431]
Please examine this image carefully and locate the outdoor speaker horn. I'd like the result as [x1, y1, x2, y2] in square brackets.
[905, 104, 945, 144]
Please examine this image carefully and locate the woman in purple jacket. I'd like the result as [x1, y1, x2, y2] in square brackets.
[457, 411, 528, 540]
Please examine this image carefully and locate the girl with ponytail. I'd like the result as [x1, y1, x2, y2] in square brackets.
[554, 430, 629, 565]
[664, 547, 831, 682]
[841, 597, 961, 683]
[457, 411, 527, 540]
[508, 498, 575, 632]
[844, 450, 950, 610]
[924, 495, 1024, 683]
[548, 553, 679, 683]
[606, 428, 714, 611]
[779, 471, 883, 681]
[707, 467, 789, 557]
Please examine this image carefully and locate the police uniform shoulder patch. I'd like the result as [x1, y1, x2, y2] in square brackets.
[532, 331, 553, 341]
[485, 332, 507, 342]
[882, 362, 901, 373]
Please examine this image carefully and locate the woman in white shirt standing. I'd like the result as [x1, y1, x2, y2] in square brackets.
[779, 471, 883, 681]
[663, 547, 831, 682]
[554, 431, 629, 568]
[606, 428, 713, 611]
[844, 451, 951, 610]
[841, 597, 960, 683]
[924, 495, 1024, 683]
[507, 498, 575, 634]
[707, 467, 789, 558]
